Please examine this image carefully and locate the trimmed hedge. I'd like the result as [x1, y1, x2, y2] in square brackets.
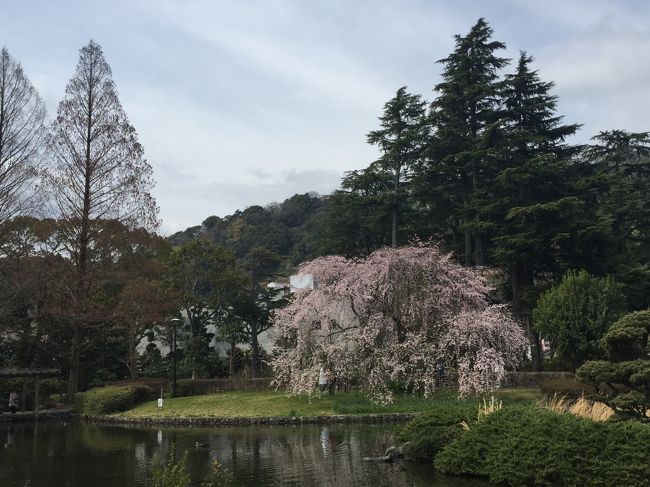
[397, 404, 475, 462]
[434, 407, 650, 486]
[76, 385, 153, 415]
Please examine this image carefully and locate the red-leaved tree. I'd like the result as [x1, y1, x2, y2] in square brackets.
[271, 244, 527, 403]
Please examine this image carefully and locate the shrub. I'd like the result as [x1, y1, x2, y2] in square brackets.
[75, 384, 152, 415]
[148, 446, 190, 487]
[577, 310, 650, 420]
[533, 270, 624, 370]
[540, 378, 596, 398]
[397, 404, 475, 462]
[435, 407, 650, 486]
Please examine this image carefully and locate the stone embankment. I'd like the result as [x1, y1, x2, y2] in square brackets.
[84, 412, 418, 426]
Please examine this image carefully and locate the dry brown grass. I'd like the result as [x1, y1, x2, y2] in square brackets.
[543, 394, 614, 422]
[478, 396, 502, 422]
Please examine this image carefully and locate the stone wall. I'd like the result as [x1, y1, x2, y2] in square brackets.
[84, 412, 418, 426]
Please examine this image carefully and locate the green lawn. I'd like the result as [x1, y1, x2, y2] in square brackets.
[118, 388, 541, 418]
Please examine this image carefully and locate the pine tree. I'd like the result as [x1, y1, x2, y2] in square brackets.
[488, 52, 581, 370]
[586, 130, 650, 308]
[424, 18, 509, 265]
[366, 86, 428, 247]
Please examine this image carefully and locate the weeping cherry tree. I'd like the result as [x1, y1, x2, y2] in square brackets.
[272, 244, 527, 403]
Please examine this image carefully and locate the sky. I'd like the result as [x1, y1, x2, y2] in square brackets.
[2, 0, 649, 234]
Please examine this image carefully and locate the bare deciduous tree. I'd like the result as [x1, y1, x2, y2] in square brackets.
[0, 47, 46, 242]
[46, 40, 158, 396]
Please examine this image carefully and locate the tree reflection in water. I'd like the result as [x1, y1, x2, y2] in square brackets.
[0, 422, 486, 486]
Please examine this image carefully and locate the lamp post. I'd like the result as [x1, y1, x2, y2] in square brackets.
[170, 318, 181, 397]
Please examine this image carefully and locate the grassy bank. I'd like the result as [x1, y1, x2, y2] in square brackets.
[116, 388, 540, 419]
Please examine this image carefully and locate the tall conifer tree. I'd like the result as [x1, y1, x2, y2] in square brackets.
[47, 41, 158, 396]
[586, 130, 650, 308]
[488, 52, 580, 370]
[366, 87, 427, 247]
[426, 18, 508, 265]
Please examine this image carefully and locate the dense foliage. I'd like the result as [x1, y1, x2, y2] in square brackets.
[75, 384, 152, 415]
[533, 270, 625, 370]
[577, 310, 650, 420]
[434, 407, 650, 486]
[396, 405, 475, 462]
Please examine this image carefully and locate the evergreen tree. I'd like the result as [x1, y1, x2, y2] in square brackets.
[423, 18, 509, 265]
[585, 130, 650, 309]
[488, 52, 581, 369]
[320, 170, 393, 257]
[366, 86, 428, 247]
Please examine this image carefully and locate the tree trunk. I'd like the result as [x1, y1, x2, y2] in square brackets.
[67, 324, 81, 399]
[128, 328, 137, 381]
[229, 341, 235, 377]
[525, 317, 543, 372]
[474, 230, 484, 266]
[68, 69, 94, 399]
[461, 171, 472, 265]
[511, 263, 542, 371]
[471, 163, 484, 265]
[391, 168, 400, 248]
[391, 206, 398, 248]
[250, 327, 259, 378]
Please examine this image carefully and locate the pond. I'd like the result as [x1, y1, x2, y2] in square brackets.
[0, 421, 486, 486]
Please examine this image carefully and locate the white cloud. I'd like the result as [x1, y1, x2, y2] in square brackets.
[535, 20, 650, 138]
[3, 0, 650, 232]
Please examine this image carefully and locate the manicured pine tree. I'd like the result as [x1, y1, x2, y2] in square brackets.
[424, 18, 509, 265]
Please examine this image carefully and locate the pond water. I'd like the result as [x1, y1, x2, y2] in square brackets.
[0, 421, 486, 486]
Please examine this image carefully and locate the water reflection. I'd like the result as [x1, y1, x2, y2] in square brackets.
[0, 422, 486, 486]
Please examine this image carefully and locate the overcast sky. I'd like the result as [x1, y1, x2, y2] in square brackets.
[2, 0, 649, 234]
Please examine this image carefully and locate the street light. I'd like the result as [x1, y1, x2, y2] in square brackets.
[170, 318, 181, 397]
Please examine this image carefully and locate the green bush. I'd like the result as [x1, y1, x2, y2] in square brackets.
[148, 446, 190, 487]
[397, 404, 475, 462]
[75, 384, 153, 415]
[533, 270, 624, 370]
[434, 407, 650, 486]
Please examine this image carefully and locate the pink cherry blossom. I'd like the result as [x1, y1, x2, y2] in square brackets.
[271, 244, 528, 403]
